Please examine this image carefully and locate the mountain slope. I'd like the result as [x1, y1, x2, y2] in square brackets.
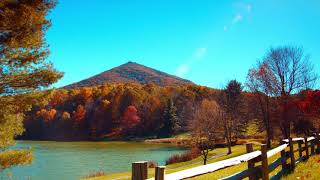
[64, 62, 193, 88]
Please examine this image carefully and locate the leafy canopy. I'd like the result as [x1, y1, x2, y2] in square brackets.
[0, 0, 62, 171]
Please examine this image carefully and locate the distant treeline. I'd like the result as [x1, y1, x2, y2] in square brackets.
[20, 82, 319, 141]
[21, 83, 220, 140]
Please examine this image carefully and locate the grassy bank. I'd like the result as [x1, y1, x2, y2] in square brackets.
[282, 154, 320, 180]
[84, 140, 317, 180]
[144, 133, 192, 146]
[84, 144, 260, 180]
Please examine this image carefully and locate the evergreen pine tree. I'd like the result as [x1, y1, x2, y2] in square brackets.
[160, 99, 180, 137]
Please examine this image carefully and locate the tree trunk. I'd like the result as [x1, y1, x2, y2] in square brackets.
[202, 150, 208, 165]
[227, 142, 232, 154]
[266, 129, 271, 149]
[204, 156, 207, 165]
[223, 113, 232, 155]
[281, 95, 291, 139]
[227, 130, 232, 154]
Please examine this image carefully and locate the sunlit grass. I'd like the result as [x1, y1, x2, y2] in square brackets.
[282, 153, 320, 180]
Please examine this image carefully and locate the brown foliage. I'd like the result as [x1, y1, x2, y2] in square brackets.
[190, 99, 224, 164]
[148, 161, 158, 168]
[165, 148, 201, 165]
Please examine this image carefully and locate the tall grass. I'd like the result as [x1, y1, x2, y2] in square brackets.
[83, 171, 107, 178]
[166, 148, 201, 165]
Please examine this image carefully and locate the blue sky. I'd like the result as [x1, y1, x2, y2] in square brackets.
[47, 0, 320, 89]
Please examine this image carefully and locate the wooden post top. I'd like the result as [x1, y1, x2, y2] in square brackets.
[133, 161, 148, 164]
[156, 166, 166, 168]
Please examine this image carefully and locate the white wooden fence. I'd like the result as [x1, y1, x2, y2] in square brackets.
[131, 134, 320, 180]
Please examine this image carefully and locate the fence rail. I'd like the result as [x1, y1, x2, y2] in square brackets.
[131, 134, 320, 180]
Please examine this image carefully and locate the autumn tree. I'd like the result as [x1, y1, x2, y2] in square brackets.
[138, 96, 162, 137]
[61, 111, 71, 121]
[73, 105, 86, 125]
[120, 105, 140, 135]
[190, 99, 224, 165]
[0, 0, 62, 94]
[57, 111, 72, 134]
[218, 80, 243, 154]
[0, 0, 62, 172]
[246, 65, 275, 148]
[250, 46, 317, 138]
[293, 90, 320, 135]
[36, 108, 57, 124]
[298, 90, 320, 117]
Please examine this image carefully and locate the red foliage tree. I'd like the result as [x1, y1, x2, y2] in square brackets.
[292, 90, 320, 134]
[299, 90, 320, 116]
[121, 105, 140, 133]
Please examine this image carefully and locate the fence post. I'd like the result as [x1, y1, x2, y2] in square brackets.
[280, 142, 288, 173]
[289, 138, 295, 170]
[298, 141, 303, 158]
[316, 133, 320, 154]
[132, 161, 148, 180]
[304, 137, 309, 159]
[155, 166, 165, 180]
[246, 143, 256, 180]
[311, 139, 315, 155]
[261, 144, 269, 180]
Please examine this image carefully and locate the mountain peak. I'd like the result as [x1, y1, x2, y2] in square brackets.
[64, 62, 193, 89]
[125, 61, 136, 64]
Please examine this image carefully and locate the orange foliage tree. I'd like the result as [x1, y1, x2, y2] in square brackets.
[73, 105, 86, 124]
[61, 111, 71, 120]
[36, 108, 57, 123]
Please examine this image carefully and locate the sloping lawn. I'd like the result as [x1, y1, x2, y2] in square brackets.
[282, 154, 320, 180]
[84, 145, 259, 180]
[85, 142, 317, 180]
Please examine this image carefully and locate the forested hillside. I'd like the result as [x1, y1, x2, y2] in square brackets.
[22, 83, 220, 140]
[21, 82, 319, 141]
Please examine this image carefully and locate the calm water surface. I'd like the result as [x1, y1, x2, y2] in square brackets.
[8, 141, 187, 180]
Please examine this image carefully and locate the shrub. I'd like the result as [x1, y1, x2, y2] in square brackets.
[0, 150, 33, 170]
[148, 161, 158, 168]
[83, 171, 106, 178]
[165, 148, 200, 165]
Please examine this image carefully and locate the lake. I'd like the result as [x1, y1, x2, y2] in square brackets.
[7, 141, 187, 180]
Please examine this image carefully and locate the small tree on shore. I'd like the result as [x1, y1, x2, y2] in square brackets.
[190, 99, 224, 165]
[246, 66, 274, 148]
[218, 80, 243, 154]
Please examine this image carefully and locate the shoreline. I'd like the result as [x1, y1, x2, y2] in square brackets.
[16, 136, 192, 146]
